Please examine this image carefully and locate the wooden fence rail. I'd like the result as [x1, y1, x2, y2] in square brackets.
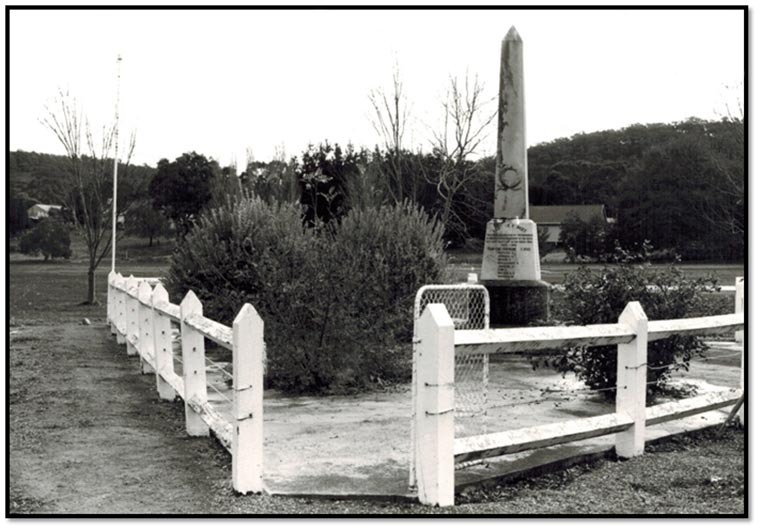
[106, 272, 264, 494]
[415, 277, 745, 507]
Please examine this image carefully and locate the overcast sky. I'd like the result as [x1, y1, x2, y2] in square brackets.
[9, 7, 745, 168]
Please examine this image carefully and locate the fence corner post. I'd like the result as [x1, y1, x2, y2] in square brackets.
[152, 284, 177, 401]
[232, 303, 265, 494]
[138, 281, 156, 375]
[735, 276, 745, 426]
[415, 303, 455, 507]
[615, 301, 648, 459]
[125, 276, 139, 356]
[180, 290, 209, 437]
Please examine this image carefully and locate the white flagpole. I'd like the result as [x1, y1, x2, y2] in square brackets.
[111, 54, 122, 273]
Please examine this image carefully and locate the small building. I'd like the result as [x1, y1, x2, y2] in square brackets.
[27, 204, 63, 221]
[530, 204, 610, 244]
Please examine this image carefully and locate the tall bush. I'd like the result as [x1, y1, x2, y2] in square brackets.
[330, 201, 447, 382]
[19, 217, 72, 261]
[552, 246, 716, 402]
[167, 195, 446, 394]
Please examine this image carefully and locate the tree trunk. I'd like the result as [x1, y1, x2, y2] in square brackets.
[148, 235, 153, 247]
[87, 266, 96, 304]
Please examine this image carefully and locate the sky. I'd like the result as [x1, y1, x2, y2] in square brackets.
[8, 7, 745, 168]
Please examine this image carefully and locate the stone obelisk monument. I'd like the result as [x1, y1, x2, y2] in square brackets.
[480, 26, 550, 326]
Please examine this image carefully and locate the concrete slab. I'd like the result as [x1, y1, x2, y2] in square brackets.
[182, 345, 742, 500]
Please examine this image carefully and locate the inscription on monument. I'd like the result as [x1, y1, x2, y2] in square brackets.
[487, 232, 534, 278]
[480, 220, 540, 281]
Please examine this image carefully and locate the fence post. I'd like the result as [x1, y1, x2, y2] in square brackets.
[138, 282, 156, 375]
[735, 276, 745, 426]
[115, 274, 127, 345]
[152, 284, 177, 401]
[615, 301, 648, 459]
[232, 303, 265, 494]
[415, 303, 455, 507]
[409, 304, 420, 493]
[107, 270, 116, 333]
[735, 277, 744, 342]
[125, 276, 139, 356]
[180, 291, 209, 437]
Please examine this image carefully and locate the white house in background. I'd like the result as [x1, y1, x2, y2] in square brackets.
[530, 204, 612, 244]
[27, 204, 62, 220]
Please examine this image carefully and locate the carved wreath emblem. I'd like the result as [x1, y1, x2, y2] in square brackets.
[496, 164, 522, 192]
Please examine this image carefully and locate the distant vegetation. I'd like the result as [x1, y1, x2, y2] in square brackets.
[18, 217, 72, 261]
[9, 116, 744, 262]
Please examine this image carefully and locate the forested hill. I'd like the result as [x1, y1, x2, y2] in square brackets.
[9, 150, 157, 205]
[527, 118, 743, 210]
[9, 150, 73, 202]
[522, 117, 744, 260]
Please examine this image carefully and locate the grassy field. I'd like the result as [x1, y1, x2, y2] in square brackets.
[7, 242, 746, 515]
[445, 251, 745, 285]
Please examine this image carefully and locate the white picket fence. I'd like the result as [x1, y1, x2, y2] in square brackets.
[105, 270, 744, 504]
[106, 271, 264, 494]
[413, 280, 745, 506]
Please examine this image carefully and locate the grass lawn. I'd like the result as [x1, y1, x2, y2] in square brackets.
[7, 238, 746, 515]
[445, 250, 745, 286]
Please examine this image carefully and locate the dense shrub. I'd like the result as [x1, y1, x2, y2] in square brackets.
[167, 195, 446, 394]
[329, 201, 448, 383]
[551, 248, 718, 402]
[18, 217, 71, 261]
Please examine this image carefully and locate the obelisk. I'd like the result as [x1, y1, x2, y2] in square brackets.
[480, 27, 550, 326]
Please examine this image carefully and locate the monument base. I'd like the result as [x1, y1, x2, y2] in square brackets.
[481, 279, 551, 327]
[479, 218, 550, 326]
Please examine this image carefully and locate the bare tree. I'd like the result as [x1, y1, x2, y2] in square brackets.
[42, 90, 137, 304]
[425, 73, 496, 239]
[701, 93, 745, 237]
[368, 62, 414, 204]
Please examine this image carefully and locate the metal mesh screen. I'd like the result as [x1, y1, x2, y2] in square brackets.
[414, 284, 490, 437]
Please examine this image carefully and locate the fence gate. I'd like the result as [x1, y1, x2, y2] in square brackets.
[410, 283, 490, 491]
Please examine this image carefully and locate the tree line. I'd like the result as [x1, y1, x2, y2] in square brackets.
[11, 115, 744, 263]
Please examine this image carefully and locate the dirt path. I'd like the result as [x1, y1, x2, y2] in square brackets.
[8, 321, 233, 514]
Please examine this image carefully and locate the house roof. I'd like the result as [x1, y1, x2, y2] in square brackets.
[530, 204, 606, 224]
[29, 204, 62, 212]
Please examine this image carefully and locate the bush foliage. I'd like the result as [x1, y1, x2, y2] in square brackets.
[149, 152, 216, 239]
[551, 245, 718, 402]
[19, 217, 72, 261]
[167, 195, 446, 394]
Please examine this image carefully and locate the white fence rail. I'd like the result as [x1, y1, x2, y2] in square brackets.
[106, 271, 264, 494]
[104, 270, 744, 504]
[414, 279, 745, 506]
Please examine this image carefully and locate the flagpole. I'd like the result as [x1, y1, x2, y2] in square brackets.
[111, 54, 122, 273]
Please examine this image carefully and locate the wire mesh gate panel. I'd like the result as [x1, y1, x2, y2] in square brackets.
[410, 283, 490, 489]
[415, 284, 490, 431]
